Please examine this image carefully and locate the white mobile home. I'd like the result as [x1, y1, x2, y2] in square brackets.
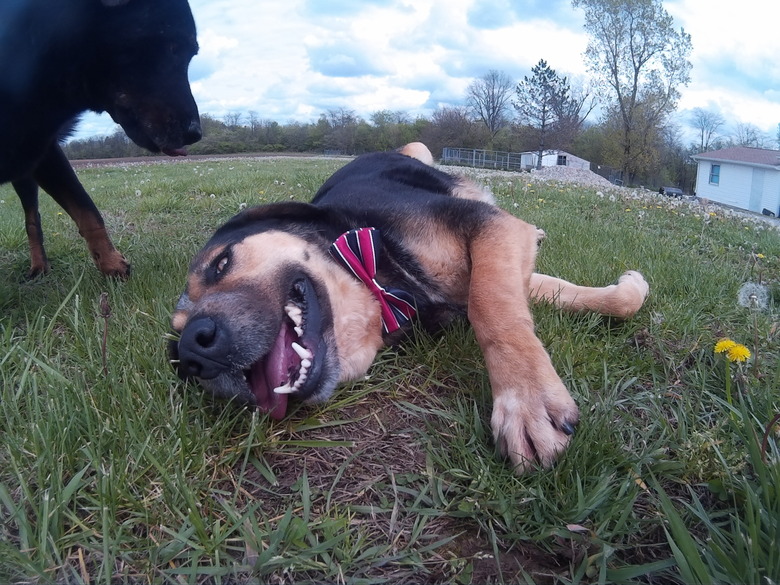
[691, 147, 780, 216]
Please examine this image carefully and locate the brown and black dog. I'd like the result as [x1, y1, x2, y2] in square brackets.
[169, 143, 649, 473]
[0, 0, 201, 278]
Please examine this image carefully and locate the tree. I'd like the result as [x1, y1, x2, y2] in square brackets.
[466, 70, 515, 137]
[573, 0, 692, 184]
[514, 59, 571, 169]
[420, 105, 486, 158]
[551, 77, 597, 150]
[731, 122, 771, 149]
[689, 108, 725, 152]
[322, 108, 361, 154]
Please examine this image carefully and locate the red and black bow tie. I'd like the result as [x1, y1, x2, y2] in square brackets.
[329, 227, 416, 334]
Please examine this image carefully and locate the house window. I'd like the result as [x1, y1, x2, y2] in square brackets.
[709, 164, 720, 185]
[557, 155, 567, 166]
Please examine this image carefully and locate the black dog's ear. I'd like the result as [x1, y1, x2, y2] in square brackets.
[101, 0, 131, 7]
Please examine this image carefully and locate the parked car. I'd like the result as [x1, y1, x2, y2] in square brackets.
[659, 186, 684, 198]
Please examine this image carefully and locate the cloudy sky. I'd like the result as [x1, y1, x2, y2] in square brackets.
[77, 0, 780, 146]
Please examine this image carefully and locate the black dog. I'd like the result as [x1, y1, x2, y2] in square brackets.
[0, 0, 202, 278]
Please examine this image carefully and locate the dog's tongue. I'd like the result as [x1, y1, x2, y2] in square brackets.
[250, 360, 287, 420]
[162, 147, 188, 157]
[250, 325, 298, 420]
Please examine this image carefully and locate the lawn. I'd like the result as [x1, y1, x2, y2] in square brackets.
[1, 155, 778, 584]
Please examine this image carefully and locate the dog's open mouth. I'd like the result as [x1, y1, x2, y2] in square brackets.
[244, 278, 320, 420]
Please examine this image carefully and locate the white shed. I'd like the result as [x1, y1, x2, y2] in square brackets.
[534, 150, 591, 171]
[691, 147, 780, 216]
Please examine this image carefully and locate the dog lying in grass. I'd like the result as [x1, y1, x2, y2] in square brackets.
[169, 143, 649, 473]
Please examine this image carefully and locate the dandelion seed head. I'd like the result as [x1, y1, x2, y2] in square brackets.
[737, 282, 769, 310]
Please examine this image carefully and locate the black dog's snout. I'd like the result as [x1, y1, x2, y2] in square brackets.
[185, 119, 202, 144]
[177, 316, 230, 379]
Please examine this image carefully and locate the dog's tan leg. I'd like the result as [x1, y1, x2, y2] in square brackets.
[34, 145, 131, 278]
[468, 211, 579, 472]
[13, 178, 51, 278]
[530, 271, 649, 318]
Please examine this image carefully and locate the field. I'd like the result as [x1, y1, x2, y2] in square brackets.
[1, 155, 778, 584]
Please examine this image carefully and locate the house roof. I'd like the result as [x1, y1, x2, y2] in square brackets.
[692, 146, 780, 168]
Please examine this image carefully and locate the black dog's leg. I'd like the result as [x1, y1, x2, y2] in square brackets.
[33, 144, 131, 278]
[12, 177, 50, 278]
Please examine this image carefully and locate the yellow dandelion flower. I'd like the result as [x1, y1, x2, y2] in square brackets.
[714, 339, 736, 354]
[756, 253, 765, 259]
[726, 344, 751, 363]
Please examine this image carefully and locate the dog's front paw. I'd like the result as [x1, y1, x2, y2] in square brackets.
[491, 384, 579, 473]
[94, 250, 132, 279]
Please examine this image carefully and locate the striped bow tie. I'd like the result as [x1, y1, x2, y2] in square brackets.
[329, 227, 416, 334]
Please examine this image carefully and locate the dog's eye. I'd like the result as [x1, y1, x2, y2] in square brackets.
[216, 255, 229, 275]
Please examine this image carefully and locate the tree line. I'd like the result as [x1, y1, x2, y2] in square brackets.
[63, 0, 779, 193]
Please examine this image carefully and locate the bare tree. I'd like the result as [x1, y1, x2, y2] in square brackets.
[323, 108, 362, 154]
[223, 112, 243, 129]
[552, 77, 598, 149]
[466, 70, 515, 137]
[420, 105, 484, 157]
[573, 0, 692, 183]
[689, 108, 724, 152]
[732, 122, 771, 148]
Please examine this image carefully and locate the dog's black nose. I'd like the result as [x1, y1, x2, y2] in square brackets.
[177, 316, 230, 379]
[185, 119, 202, 144]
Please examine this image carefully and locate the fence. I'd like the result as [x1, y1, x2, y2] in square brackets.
[441, 147, 535, 172]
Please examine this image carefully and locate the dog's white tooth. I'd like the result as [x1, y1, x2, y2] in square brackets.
[285, 304, 303, 327]
[273, 383, 296, 394]
[294, 326, 304, 337]
[300, 358, 312, 369]
[291, 342, 312, 360]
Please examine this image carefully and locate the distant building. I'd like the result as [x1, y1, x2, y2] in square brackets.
[534, 150, 590, 171]
[691, 147, 780, 216]
[441, 147, 589, 172]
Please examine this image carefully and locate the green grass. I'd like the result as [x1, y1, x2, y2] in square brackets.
[1, 155, 778, 584]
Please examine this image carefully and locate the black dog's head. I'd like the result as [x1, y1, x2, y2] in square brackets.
[169, 203, 385, 418]
[92, 0, 202, 154]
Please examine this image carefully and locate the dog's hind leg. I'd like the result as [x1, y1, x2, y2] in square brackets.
[530, 271, 649, 319]
[467, 211, 579, 473]
[33, 145, 131, 278]
[12, 177, 50, 278]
